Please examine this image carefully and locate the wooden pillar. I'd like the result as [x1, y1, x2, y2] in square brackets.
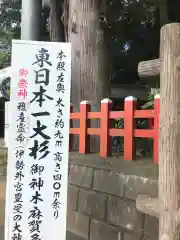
[158, 23, 180, 240]
[136, 23, 180, 240]
[21, 0, 42, 40]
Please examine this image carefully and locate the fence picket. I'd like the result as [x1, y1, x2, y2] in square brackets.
[79, 101, 90, 154]
[124, 96, 137, 161]
[100, 98, 112, 157]
[69, 97, 159, 164]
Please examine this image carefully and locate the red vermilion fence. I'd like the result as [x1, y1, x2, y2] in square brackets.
[69, 95, 160, 164]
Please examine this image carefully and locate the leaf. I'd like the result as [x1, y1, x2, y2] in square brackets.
[141, 100, 154, 109]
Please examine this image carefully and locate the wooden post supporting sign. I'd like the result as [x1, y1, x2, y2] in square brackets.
[136, 23, 180, 240]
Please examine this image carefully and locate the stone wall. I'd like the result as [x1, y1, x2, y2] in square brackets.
[67, 153, 159, 240]
[0, 153, 159, 240]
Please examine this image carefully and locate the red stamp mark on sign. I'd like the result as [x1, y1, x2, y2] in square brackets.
[18, 79, 28, 89]
[17, 78, 28, 98]
[19, 68, 28, 77]
[18, 89, 27, 97]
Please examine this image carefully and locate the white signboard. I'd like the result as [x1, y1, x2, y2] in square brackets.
[6, 40, 71, 240]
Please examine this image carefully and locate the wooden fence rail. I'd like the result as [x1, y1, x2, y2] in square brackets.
[69, 95, 160, 164]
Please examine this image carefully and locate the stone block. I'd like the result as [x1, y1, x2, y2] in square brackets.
[67, 210, 90, 239]
[122, 174, 158, 200]
[143, 235, 158, 240]
[69, 164, 93, 188]
[107, 196, 143, 232]
[90, 219, 121, 240]
[143, 215, 158, 240]
[78, 189, 106, 219]
[68, 185, 79, 211]
[66, 231, 86, 240]
[93, 170, 123, 197]
[124, 233, 142, 240]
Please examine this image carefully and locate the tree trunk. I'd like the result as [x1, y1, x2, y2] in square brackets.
[68, 0, 110, 151]
[63, 0, 69, 41]
[49, 0, 65, 42]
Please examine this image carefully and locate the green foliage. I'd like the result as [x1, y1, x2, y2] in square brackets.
[0, 0, 21, 29]
[0, 0, 163, 82]
[141, 87, 160, 109]
[101, 0, 160, 84]
[114, 87, 160, 129]
[0, 0, 178, 87]
[0, 51, 10, 68]
[0, 0, 21, 69]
